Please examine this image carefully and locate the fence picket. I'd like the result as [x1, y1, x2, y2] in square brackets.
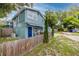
[0, 35, 43, 56]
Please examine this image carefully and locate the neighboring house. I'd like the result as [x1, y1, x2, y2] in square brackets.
[11, 7, 44, 38]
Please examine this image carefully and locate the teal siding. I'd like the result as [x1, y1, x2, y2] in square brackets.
[38, 14, 44, 27]
[25, 25, 28, 38]
[25, 10, 38, 26]
[15, 23, 25, 38]
[19, 10, 25, 23]
[15, 10, 26, 38]
[13, 9, 44, 38]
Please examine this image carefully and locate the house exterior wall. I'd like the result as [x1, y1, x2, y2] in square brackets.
[25, 9, 38, 25]
[25, 25, 28, 38]
[15, 23, 25, 38]
[13, 8, 44, 39]
[25, 9, 44, 37]
[38, 13, 44, 32]
[25, 9, 44, 27]
[13, 10, 26, 38]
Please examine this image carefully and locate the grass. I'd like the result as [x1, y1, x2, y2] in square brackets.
[24, 33, 79, 56]
[71, 32, 79, 36]
[0, 37, 16, 43]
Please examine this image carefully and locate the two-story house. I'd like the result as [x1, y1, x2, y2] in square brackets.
[12, 7, 44, 38]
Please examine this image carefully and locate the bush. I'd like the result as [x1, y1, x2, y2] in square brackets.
[58, 26, 64, 31]
[0, 25, 9, 29]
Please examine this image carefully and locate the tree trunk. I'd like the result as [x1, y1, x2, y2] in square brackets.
[52, 26, 54, 37]
[43, 19, 49, 43]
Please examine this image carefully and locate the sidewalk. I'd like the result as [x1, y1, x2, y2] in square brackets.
[62, 32, 79, 41]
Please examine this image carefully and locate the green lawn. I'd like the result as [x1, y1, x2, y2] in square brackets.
[71, 32, 79, 36]
[0, 37, 16, 43]
[24, 34, 79, 56]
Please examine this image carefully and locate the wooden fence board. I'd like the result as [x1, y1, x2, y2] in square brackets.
[0, 35, 43, 56]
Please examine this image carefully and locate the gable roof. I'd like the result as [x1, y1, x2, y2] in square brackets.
[12, 7, 44, 20]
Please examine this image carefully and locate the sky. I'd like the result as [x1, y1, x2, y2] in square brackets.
[33, 3, 72, 14]
[6, 3, 78, 21]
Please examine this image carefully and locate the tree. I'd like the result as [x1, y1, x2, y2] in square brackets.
[45, 11, 58, 37]
[0, 3, 33, 18]
[55, 11, 64, 31]
[43, 12, 49, 43]
[14, 3, 33, 10]
[0, 4, 16, 17]
[56, 6, 79, 31]
[63, 16, 79, 31]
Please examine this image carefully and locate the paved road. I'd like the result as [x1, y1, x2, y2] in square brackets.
[62, 32, 79, 41]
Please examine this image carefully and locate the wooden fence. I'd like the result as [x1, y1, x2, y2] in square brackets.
[0, 35, 43, 56]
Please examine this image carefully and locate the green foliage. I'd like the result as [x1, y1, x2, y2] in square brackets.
[47, 11, 58, 27]
[43, 10, 58, 43]
[63, 16, 79, 31]
[58, 26, 64, 31]
[45, 10, 58, 37]
[0, 38, 16, 43]
[0, 25, 8, 29]
[0, 4, 16, 17]
[55, 5, 79, 31]
[0, 3, 32, 18]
